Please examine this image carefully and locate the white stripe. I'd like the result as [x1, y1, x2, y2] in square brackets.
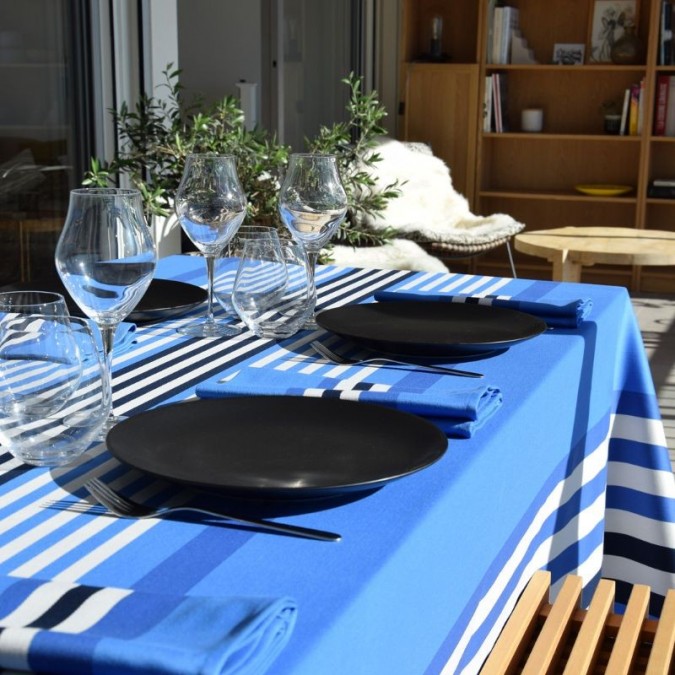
[0, 627, 37, 670]
[474, 278, 512, 297]
[461, 277, 496, 295]
[607, 461, 675, 498]
[397, 271, 443, 291]
[52, 520, 158, 582]
[439, 275, 474, 293]
[441, 436, 608, 673]
[602, 555, 675, 599]
[0, 580, 77, 626]
[458, 543, 604, 675]
[611, 413, 668, 447]
[52, 586, 132, 633]
[605, 508, 675, 548]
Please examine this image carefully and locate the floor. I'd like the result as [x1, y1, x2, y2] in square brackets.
[630, 293, 675, 469]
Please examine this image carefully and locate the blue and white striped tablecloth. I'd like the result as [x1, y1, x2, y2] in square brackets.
[0, 254, 672, 675]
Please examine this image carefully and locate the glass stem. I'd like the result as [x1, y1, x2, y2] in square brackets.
[205, 253, 216, 324]
[306, 249, 319, 295]
[100, 324, 116, 418]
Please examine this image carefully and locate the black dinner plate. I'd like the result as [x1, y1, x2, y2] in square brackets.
[106, 397, 448, 499]
[0, 278, 207, 324]
[315, 301, 547, 357]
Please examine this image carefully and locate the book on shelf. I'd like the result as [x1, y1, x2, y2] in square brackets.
[660, 0, 674, 65]
[652, 74, 675, 136]
[490, 73, 509, 133]
[491, 6, 519, 64]
[620, 88, 631, 135]
[483, 75, 493, 132]
[654, 74, 670, 135]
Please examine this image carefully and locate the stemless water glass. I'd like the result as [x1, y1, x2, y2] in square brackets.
[214, 225, 281, 316]
[175, 154, 247, 338]
[0, 314, 111, 466]
[232, 238, 314, 339]
[278, 154, 347, 329]
[0, 291, 69, 318]
[55, 187, 156, 431]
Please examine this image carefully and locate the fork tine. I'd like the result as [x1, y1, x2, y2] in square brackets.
[84, 478, 135, 515]
[310, 341, 346, 364]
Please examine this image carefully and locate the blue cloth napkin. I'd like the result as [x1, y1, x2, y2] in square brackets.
[0, 575, 297, 675]
[113, 321, 137, 354]
[196, 363, 502, 438]
[373, 289, 592, 328]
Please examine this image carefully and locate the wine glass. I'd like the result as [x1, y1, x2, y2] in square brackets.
[175, 154, 247, 338]
[278, 154, 347, 329]
[55, 188, 156, 431]
[0, 314, 111, 466]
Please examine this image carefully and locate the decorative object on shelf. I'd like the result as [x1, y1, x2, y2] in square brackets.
[589, 0, 637, 63]
[430, 15, 444, 60]
[610, 21, 643, 64]
[521, 108, 544, 133]
[510, 33, 537, 64]
[574, 184, 633, 196]
[601, 97, 624, 135]
[552, 43, 585, 65]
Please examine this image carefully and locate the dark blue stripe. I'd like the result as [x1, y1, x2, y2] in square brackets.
[27, 585, 100, 629]
[604, 532, 675, 574]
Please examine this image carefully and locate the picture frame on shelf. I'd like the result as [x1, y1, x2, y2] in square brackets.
[552, 43, 585, 65]
[588, 0, 638, 62]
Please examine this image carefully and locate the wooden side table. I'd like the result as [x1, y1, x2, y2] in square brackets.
[514, 227, 675, 282]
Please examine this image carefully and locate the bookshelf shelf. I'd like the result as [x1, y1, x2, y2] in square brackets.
[398, 0, 675, 292]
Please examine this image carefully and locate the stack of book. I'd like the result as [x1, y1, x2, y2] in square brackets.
[615, 80, 645, 136]
[488, 4, 520, 64]
[483, 73, 509, 132]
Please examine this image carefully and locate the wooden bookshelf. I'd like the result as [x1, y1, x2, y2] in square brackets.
[398, 0, 675, 292]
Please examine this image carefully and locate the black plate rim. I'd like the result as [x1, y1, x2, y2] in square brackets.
[105, 396, 448, 498]
[315, 301, 547, 356]
[0, 278, 207, 324]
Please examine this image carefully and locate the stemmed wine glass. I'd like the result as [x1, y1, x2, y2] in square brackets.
[55, 188, 156, 431]
[175, 154, 247, 338]
[278, 154, 347, 328]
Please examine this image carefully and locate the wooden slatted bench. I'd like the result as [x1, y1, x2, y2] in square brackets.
[481, 570, 675, 674]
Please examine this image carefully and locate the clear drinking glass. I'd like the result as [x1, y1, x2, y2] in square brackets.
[278, 153, 347, 329]
[0, 314, 111, 466]
[175, 154, 247, 338]
[232, 238, 314, 339]
[214, 225, 281, 316]
[0, 291, 69, 318]
[54, 187, 156, 431]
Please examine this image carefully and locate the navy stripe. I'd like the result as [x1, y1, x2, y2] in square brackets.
[604, 532, 675, 574]
[27, 585, 100, 629]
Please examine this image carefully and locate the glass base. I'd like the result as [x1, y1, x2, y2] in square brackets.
[302, 316, 319, 330]
[177, 319, 243, 339]
[96, 413, 127, 439]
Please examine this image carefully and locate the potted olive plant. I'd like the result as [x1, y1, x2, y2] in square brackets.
[85, 66, 399, 258]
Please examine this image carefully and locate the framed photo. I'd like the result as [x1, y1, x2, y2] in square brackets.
[589, 0, 638, 63]
[553, 43, 586, 65]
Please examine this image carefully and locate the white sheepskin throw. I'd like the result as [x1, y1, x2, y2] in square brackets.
[360, 138, 525, 245]
[330, 239, 448, 273]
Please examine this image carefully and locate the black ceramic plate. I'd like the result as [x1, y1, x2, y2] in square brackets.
[0, 278, 207, 324]
[106, 396, 448, 498]
[315, 301, 547, 357]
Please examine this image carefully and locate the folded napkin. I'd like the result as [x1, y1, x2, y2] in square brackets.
[373, 289, 592, 328]
[0, 575, 297, 675]
[113, 321, 137, 354]
[196, 362, 502, 438]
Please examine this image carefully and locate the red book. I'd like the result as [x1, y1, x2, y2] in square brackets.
[655, 74, 669, 135]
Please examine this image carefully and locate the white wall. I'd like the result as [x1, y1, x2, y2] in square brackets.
[177, 0, 262, 108]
